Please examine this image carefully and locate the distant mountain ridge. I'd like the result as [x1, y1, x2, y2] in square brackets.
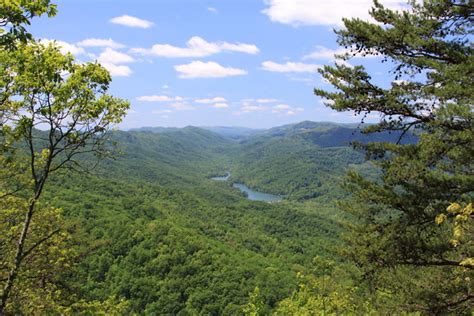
[130, 121, 416, 146]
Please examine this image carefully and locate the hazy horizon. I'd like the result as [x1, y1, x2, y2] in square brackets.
[125, 119, 364, 131]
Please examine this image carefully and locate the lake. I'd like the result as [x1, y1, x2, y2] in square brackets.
[210, 172, 282, 202]
[232, 183, 282, 202]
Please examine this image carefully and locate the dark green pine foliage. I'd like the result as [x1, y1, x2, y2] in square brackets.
[315, 0, 473, 313]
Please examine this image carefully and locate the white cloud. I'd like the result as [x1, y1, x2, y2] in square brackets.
[110, 15, 154, 28]
[272, 103, 304, 115]
[241, 101, 267, 113]
[261, 61, 320, 73]
[220, 42, 260, 54]
[335, 59, 354, 68]
[392, 79, 409, 85]
[152, 109, 172, 114]
[175, 61, 247, 79]
[274, 104, 291, 110]
[208, 7, 218, 13]
[262, 0, 406, 26]
[98, 48, 135, 64]
[78, 38, 125, 49]
[162, 84, 170, 89]
[195, 97, 227, 104]
[272, 104, 304, 116]
[140, 95, 229, 109]
[213, 102, 229, 108]
[132, 36, 259, 58]
[256, 98, 278, 103]
[167, 102, 194, 110]
[303, 46, 347, 60]
[236, 100, 303, 115]
[101, 63, 132, 77]
[137, 95, 184, 102]
[41, 39, 85, 55]
[304, 45, 379, 61]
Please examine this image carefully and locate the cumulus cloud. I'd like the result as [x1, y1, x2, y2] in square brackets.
[110, 15, 154, 28]
[195, 97, 227, 104]
[93, 48, 135, 77]
[212, 102, 229, 108]
[78, 38, 125, 49]
[273, 104, 291, 110]
[100, 63, 132, 77]
[167, 102, 195, 110]
[152, 109, 173, 114]
[40, 39, 85, 55]
[175, 61, 247, 79]
[40, 39, 134, 77]
[207, 7, 218, 13]
[256, 98, 278, 103]
[261, 61, 320, 73]
[219, 42, 260, 54]
[132, 36, 259, 58]
[137, 95, 184, 102]
[98, 48, 135, 64]
[240, 101, 268, 113]
[272, 103, 304, 116]
[235, 100, 303, 115]
[303, 46, 347, 60]
[262, 0, 406, 26]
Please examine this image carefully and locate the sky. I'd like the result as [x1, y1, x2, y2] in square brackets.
[28, 0, 406, 129]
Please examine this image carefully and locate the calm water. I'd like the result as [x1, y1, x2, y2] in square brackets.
[210, 172, 282, 202]
[232, 183, 282, 202]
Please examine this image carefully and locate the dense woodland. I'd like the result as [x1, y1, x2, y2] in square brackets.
[0, 0, 472, 315]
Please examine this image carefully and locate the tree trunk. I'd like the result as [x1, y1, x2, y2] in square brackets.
[0, 199, 36, 314]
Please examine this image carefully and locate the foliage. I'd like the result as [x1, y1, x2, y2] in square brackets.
[44, 164, 342, 314]
[0, 198, 73, 314]
[315, 0, 473, 313]
[0, 0, 57, 47]
[436, 203, 473, 266]
[0, 18, 129, 313]
[3, 1, 470, 313]
[243, 287, 265, 316]
[231, 124, 366, 200]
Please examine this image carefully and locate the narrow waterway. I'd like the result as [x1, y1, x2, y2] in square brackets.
[211, 172, 282, 202]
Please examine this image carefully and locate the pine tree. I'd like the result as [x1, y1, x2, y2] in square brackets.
[315, 0, 473, 313]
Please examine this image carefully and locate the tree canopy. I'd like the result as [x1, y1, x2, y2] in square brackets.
[315, 0, 473, 313]
[0, 0, 57, 47]
[0, 2, 129, 312]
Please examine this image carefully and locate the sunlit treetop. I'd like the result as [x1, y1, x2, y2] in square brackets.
[0, 0, 57, 47]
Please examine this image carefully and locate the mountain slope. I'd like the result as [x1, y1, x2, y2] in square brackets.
[42, 121, 410, 313]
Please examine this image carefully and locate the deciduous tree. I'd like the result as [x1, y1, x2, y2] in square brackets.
[0, 41, 129, 313]
[0, 0, 57, 48]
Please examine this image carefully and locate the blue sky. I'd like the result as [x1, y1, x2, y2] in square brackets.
[29, 0, 405, 129]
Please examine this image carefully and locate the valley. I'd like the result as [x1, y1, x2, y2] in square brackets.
[41, 121, 391, 313]
[2, 1, 471, 313]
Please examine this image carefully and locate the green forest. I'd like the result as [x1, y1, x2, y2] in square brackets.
[0, 0, 472, 315]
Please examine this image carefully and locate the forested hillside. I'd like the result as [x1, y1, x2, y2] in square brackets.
[1, 0, 472, 315]
[42, 124, 354, 314]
